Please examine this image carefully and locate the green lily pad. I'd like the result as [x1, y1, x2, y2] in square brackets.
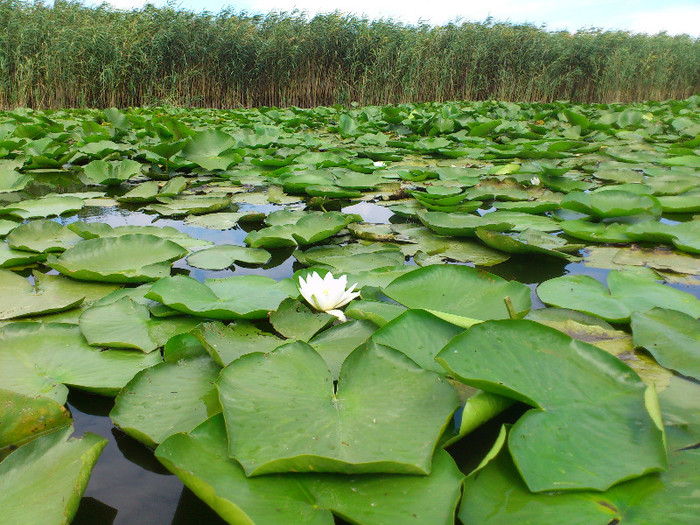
[561, 190, 661, 218]
[245, 211, 359, 248]
[68, 221, 207, 249]
[0, 219, 19, 237]
[657, 188, 700, 213]
[0, 243, 46, 268]
[0, 322, 162, 403]
[459, 425, 698, 525]
[344, 300, 408, 326]
[6, 220, 83, 253]
[193, 320, 284, 367]
[110, 355, 222, 447]
[561, 219, 633, 242]
[631, 308, 700, 381]
[146, 274, 298, 320]
[537, 270, 700, 322]
[217, 340, 459, 475]
[0, 270, 85, 320]
[269, 297, 335, 340]
[83, 159, 142, 185]
[47, 234, 187, 283]
[475, 228, 581, 260]
[295, 243, 405, 273]
[181, 129, 241, 170]
[0, 389, 71, 459]
[186, 245, 271, 270]
[117, 180, 160, 203]
[0, 195, 85, 220]
[0, 426, 107, 525]
[437, 319, 667, 492]
[370, 309, 462, 374]
[155, 415, 464, 525]
[417, 210, 513, 237]
[79, 296, 200, 352]
[308, 319, 378, 379]
[626, 220, 700, 254]
[0, 166, 31, 193]
[383, 265, 531, 323]
[146, 195, 232, 217]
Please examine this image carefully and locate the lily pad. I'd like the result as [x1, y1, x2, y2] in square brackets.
[383, 265, 531, 323]
[437, 320, 667, 492]
[0, 389, 71, 458]
[193, 320, 284, 366]
[6, 220, 83, 253]
[47, 234, 187, 283]
[475, 228, 581, 260]
[459, 425, 698, 525]
[83, 159, 142, 185]
[68, 221, 207, 249]
[560, 220, 633, 243]
[110, 355, 222, 447]
[0, 322, 162, 403]
[245, 211, 359, 248]
[217, 340, 459, 475]
[370, 309, 462, 374]
[269, 297, 335, 340]
[0, 195, 85, 220]
[0, 270, 85, 320]
[146, 195, 232, 217]
[146, 274, 298, 319]
[0, 426, 107, 525]
[631, 307, 700, 381]
[537, 271, 700, 322]
[561, 190, 661, 218]
[417, 210, 513, 237]
[155, 415, 464, 525]
[79, 296, 201, 352]
[308, 319, 378, 379]
[186, 245, 271, 270]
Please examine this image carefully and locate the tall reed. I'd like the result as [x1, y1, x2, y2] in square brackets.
[0, 0, 697, 109]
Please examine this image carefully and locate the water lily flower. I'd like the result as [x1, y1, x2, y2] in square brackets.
[530, 175, 540, 186]
[298, 271, 360, 322]
[373, 161, 386, 167]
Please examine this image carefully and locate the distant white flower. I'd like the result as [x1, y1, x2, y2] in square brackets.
[298, 271, 360, 322]
[373, 161, 386, 167]
[530, 176, 540, 186]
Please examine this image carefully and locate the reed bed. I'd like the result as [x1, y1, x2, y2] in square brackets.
[0, 0, 698, 108]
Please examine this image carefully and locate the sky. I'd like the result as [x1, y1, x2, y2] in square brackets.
[91, 0, 700, 37]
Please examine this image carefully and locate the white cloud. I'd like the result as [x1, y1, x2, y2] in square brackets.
[629, 5, 700, 36]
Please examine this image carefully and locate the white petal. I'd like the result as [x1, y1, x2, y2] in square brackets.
[327, 309, 347, 322]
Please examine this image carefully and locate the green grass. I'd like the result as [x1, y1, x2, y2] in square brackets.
[0, 0, 698, 108]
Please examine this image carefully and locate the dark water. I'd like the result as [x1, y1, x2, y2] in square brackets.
[44, 200, 699, 525]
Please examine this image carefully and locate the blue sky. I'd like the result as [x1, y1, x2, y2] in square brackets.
[93, 0, 700, 36]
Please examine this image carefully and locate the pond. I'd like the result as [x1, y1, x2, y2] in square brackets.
[1, 101, 699, 525]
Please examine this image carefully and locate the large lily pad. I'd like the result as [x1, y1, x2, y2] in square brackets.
[68, 221, 207, 249]
[0, 389, 71, 458]
[0, 426, 107, 525]
[475, 228, 581, 260]
[245, 211, 359, 248]
[6, 220, 83, 253]
[458, 425, 699, 525]
[110, 355, 222, 447]
[0, 270, 84, 320]
[0, 243, 47, 268]
[269, 297, 335, 340]
[0, 195, 85, 220]
[370, 309, 462, 374]
[79, 296, 201, 352]
[631, 307, 700, 381]
[561, 190, 661, 218]
[186, 245, 271, 270]
[382, 265, 531, 323]
[0, 322, 161, 403]
[437, 320, 667, 492]
[155, 415, 464, 525]
[537, 270, 700, 322]
[47, 234, 187, 283]
[193, 320, 284, 366]
[308, 319, 378, 379]
[83, 159, 142, 185]
[146, 274, 298, 319]
[217, 340, 459, 475]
